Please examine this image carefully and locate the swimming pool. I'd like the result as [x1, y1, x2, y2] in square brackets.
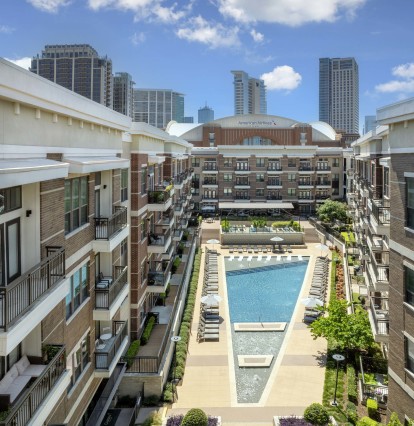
[224, 256, 309, 403]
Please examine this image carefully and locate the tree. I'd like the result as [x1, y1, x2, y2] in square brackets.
[316, 199, 348, 224]
[309, 300, 374, 353]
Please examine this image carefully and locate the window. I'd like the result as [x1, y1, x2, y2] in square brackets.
[141, 169, 147, 195]
[406, 337, 414, 373]
[0, 219, 21, 286]
[333, 158, 340, 167]
[288, 173, 296, 182]
[0, 186, 22, 215]
[256, 158, 265, 167]
[140, 220, 147, 241]
[405, 266, 414, 307]
[407, 178, 414, 228]
[68, 334, 90, 391]
[288, 159, 296, 167]
[121, 169, 128, 202]
[65, 177, 88, 234]
[224, 188, 232, 196]
[223, 159, 233, 168]
[120, 238, 128, 266]
[191, 158, 200, 167]
[95, 172, 101, 186]
[223, 174, 232, 182]
[288, 188, 296, 196]
[256, 189, 264, 197]
[66, 263, 89, 320]
[256, 174, 265, 182]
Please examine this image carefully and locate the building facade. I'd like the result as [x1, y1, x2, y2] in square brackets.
[0, 58, 195, 425]
[231, 71, 267, 115]
[198, 105, 214, 123]
[133, 89, 185, 129]
[113, 72, 135, 118]
[168, 115, 345, 217]
[31, 44, 113, 109]
[319, 57, 359, 134]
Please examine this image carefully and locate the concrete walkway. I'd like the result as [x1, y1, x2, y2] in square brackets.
[167, 221, 329, 426]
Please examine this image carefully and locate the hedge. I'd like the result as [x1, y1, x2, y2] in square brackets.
[141, 316, 156, 345]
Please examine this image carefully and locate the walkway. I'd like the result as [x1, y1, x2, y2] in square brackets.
[167, 221, 329, 425]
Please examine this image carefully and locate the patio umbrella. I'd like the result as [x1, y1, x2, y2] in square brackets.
[270, 236, 284, 251]
[201, 294, 222, 307]
[315, 243, 329, 258]
[207, 238, 220, 250]
[301, 297, 324, 308]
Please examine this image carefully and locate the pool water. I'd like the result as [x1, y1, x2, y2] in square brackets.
[224, 257, 309, 403]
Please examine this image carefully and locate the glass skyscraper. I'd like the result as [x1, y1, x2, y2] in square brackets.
[231, 70, 267, 115]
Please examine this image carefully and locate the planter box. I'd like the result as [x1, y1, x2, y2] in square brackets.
[273, 416, 338, 426]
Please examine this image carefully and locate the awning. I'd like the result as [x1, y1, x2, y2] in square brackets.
[0, 159, 69, 189]
[219, 202, 294, 210]
[63, 156, 130, 173]
[148, 155, 165, 164]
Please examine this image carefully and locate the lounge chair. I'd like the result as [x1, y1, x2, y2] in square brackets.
[238, 246, 243, 253]
[262, 246, 268, 253]
[229, 246, 234, 253]
[247, 246, 253, 253]
[254, 246, 259, 253]
[197, 331, 219, 342]
[287, 245, 292, 253]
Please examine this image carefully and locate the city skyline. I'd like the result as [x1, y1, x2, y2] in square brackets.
[2, 0, 414, 131]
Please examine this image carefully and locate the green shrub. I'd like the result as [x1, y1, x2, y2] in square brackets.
[367, 398, 378, 419]
[163, 382, 173, 403]
[346, 401, 358, 425]
[303, 403, 330, 426]
[347, 364, 357, 403]
[125, 340, 141, 367]
[357, 417, 378, 426]
[143, 394, 160, 406]
[171, 257, 181, 274]
[388, 413, 403, 426]
[141, 410, 163, 426]
[141, 316, 156, 345]
[181, 408, 208, 426]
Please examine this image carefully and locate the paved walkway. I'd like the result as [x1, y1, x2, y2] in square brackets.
[167, 221, 329, 426]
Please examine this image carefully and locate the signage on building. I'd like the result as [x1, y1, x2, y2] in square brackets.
[238, 120, 277, 127]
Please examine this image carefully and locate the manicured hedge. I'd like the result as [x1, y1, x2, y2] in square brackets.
[141, 316, 156, 345]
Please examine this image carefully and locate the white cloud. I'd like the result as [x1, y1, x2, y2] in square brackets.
[0, 25, 14, 34]
[5, 57, 32, 70]
[130, 31, 146, 45]
[375, 80, 414, 94]
[250, 29, 264, 43]
[176, 15, 240, 49]
[260, 66, 302, 91]
[392, 63, 414, 79]
[27, 0, 71, 13]
[217, 0, 366, 26]
[88, 0, 190, 23]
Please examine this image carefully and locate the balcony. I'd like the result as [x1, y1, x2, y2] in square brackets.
[93, 206, 129, 253]
[316, 165, 331, 172]
[267, 195, 282, 201]
[367, 257, 389, 292]
[234, 165, 250, 174]
[174, 202, 184, 216]
[148, 227, 172, 254]
[180, 218, 189, 229]
[94, 266, 129, 321]
[173, 227, 183, 241]
[235, 181, 251, 189]
[147, 260, 172, 293]
[316, 180, 331, 187]
[0, 345, 70, 426]
[369, 200, 390, 235]
[298, 196, 315, 203]
[203, 179, 218, 187]
[298, 181, 314, 188]
[161, 210, 174, 228]
[95, 321, 129, 378]
[170, 175, 184, 189]
[202, 164, 218, 173]
[0, 248, 67, 356]
[315, 195, 330, 202]
[147, 188, 173, 212]
[234, 195, 250, 200]
[267, 165, 282, 173]
[267, 180, 282, 189]
[298, 166, 314, 172]
[368, 298, 389, 343]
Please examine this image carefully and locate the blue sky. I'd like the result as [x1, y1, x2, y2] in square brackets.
[1, 0, 414, 132]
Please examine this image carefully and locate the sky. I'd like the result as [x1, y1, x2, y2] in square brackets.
[1, 0, 414, 133]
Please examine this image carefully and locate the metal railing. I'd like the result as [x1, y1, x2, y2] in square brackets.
[267, 195, 282, 200]
[162, 210, 174, 225]
[148, 260, 172, 287]
[297, 181, 314, 186]
[148, 227, 171, 246]
[234, 165, 250, 171]
[0, 248, 65, 331]
[202, 164, 217, 171]
[95, 321, 128, 370]
[267, 180, 282, 186]
[316, 165, 331, 171]
[370, 258, 389, 283]
[316, 180, 331, 186]
[203, 179, 218, 185]
[371, 201, 390, 225]
[94, 206, 127, 240]
[267, 165, 282, 171]
[298, 166, 314, 171]
[1, 345, 66, 426]
[95, 266, 128, 310]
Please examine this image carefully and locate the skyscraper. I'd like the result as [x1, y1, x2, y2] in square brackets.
[319, 57, 359, 134]
[133, 89, 185, 128]
[364, 115, 376, 134]
[113, 72, 135, 118]
[198, 104, 214, 123]
[31, 44, 113, 108]
[231, 70, 267, 115]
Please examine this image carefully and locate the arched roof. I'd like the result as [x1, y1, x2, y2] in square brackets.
[309, 121, 337, 141]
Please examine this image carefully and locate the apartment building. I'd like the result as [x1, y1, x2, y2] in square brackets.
[168, 115, 345, 217]
[0, 59, 195, 424]
[231, 71, 267, 115]
[346, 126, 391, 352]
[375, 99, 414, 422]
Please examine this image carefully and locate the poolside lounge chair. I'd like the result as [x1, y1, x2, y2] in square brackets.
[262, 246, 268, 253]
[287, 245, 292, 253]
[229, 246, 234, 253]
[198, 324, 220, 333]
[197, 331, 219, 342]
[254, 246, 259, 253]
[238, 246, 243, 253]
[247, 246, 253, 253]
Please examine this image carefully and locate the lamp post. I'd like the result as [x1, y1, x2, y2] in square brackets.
[331, 354, 345, 406]
[170, 336, 181, 403]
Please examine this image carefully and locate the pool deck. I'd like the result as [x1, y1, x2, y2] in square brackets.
[167, 222, 329, 426]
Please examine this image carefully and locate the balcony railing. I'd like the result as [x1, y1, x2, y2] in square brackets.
[371, 201, 390, 225]
[95, 321, 128, 370]
[235, 181, 250, 186]
[203, 179, 217, 185]
[267, 195, 282, 200]
[316, 180, 331, 186]
[370, 255, 389, 283]
[235, 165, 250, 171]
[369, 300, 389, 337]
[267, 165, 282, 171]
[95, 206, 127, 240]
[148, 260, 172, 287]
[316, 165, 331, 171]
[234, 195, 250, 200]
[161, 210, 174, 226]
[298, 166, 314, 171]
[0, 345, 66, 426]
[298, 181, 314, 186]
[95, 266, 128, 310]
[203, 164, 217, 171]
[148, 189, 171, 204]
[267, 180, 281, 186]
[0, 248, 65, 331]
[148, 228, 171, 246]
[315, 195, 330, 200]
